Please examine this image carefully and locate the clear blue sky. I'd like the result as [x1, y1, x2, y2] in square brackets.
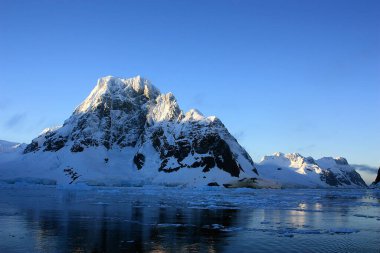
[0, 0, 379, 179]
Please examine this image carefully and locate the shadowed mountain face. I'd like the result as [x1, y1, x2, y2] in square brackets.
[373, 168, 380, 185]
[375, 168, 380, 184]
[23, 76, 257, 182]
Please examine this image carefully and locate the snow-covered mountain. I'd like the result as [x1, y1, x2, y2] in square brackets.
[0, 76, 368, 188]
[257, 152, 367, 188]
[0, 140, 26, 153]
[0, 76, 258, 187]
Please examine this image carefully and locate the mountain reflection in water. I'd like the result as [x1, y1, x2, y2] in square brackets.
[0, 186, 379, 253]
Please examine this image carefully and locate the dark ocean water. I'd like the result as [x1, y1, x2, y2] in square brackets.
[0, 185, 379, 253]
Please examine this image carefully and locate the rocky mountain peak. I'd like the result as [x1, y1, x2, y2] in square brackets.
[285, 153, 304, 161]
[74, 76, 160, 114]
[22, 76, 257, 183]
[24, 76, 164, 152]
[183, 109, 205, 121]
[316, 157, 352, 171]
[147, 92, 183, 124]
[261, 152, 314, 169]
[334, 157, 349, 165]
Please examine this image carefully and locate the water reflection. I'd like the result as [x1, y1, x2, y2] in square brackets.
[0, 187, 379, 253]
[14, 194, 241, 252]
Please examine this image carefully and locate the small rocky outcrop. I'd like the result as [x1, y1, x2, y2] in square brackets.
[63, 167, 80, 184]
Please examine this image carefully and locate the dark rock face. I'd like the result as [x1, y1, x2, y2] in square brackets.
[374, 168, 380, 184]
[44, 136, 67, 151]
[320, 169, 367, 187]
[133, 153, 145, 170]
[63, 167, 80, 184]
[305, 157, 316, 164]
[23, 141, 39, 154]
[192, 133, 242, 176]
[346, 170, 367, 187]
[138, 118, 256, 178]
[68, 92, 149, 149]
[320, 170, 341, 186]
[70, 143, 84, 153]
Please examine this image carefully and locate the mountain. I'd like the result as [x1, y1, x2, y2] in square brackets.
[0, 76, 368, 188]
[257, 152, 367, 188]
[369, 168, 380, 188]
[0, 140, 26, 153]
[0, 76, 258, 187]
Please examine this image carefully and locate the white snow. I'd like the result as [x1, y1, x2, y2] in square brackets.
[257, 152, 365, 188]
[147, 92, 182, 123]
[183, 109, 205, 121]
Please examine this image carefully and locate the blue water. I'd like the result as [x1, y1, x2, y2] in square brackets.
[0, 185, 379, 253]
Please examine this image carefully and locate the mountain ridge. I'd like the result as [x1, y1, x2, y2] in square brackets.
[0, 76, 369, 188]
[258, 152, 367, 188]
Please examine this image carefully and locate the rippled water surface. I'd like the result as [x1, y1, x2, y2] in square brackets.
[0, 185, 379, 253]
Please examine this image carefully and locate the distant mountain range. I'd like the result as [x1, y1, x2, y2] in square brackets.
[257, 152, 366, 188]
[0, 76, 370, 188]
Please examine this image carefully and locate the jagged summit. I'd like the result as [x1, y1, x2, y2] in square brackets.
[75, 76, 160, 114]
[147, 92, 182, 123]
[184, 109, 204, 121]
[24, 76, 229, 153]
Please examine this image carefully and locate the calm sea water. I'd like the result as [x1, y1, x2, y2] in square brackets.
[0, 185, 379, 253]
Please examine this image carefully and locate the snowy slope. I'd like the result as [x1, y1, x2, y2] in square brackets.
[0, 76, 259, 187]
[257, 152, 367, 188]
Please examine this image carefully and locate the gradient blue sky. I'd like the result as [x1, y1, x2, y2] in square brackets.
[1, 0, 379, 180]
